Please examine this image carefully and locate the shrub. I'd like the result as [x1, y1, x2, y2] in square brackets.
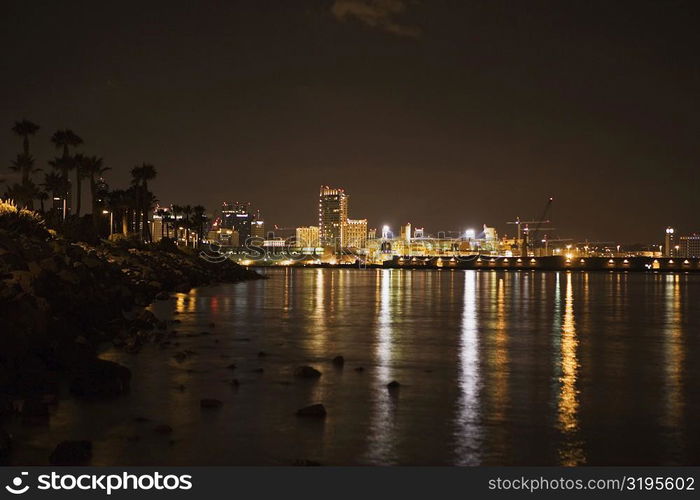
[0, 199, 50, 240]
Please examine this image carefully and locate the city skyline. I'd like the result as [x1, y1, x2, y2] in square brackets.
[2, 1, 698, 243]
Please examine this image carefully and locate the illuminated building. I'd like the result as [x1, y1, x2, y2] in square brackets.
[345, 219, 368, 249]
[400, 223, 412, 245]
[221, 201, 253, 242]
[151, 206, 181, 242]
[251, 219, 265, 239]
[678, 234, 700, 258]
[664, 227, 675, 257]
[208, 228, 239, 246]
[296, 226, 320, 248]
[318, 186, 348, 248]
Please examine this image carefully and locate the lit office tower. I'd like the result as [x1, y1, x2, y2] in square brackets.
[400, 223, 412, 245]
[318, 186, 348, 247]
[251, 219, 265, 239]
[296, 226, 320, 248]
[221, 201, 253, 243]
[679, 234, 700, 258]
[664, 227, 675, 257]
[345, 219, 368, 248]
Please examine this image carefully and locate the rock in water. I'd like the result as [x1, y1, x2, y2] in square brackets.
[294, 366, 322, 379]
[200, 398, 223, 409]
[69, 359, 131, 399]
[332, 355, 345, 367]
[49, 440, 92, 465]
[296, 404, 327, 418]
[387, 380, 400, 390]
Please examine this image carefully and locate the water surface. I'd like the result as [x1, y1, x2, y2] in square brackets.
[11, 269, 700, 465]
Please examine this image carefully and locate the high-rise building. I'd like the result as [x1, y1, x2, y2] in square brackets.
[679, 234, 700, 258]
[345, 219, 368, 248]
[296, 226, 320, 248]
[220, 202, 254, 244]
[251, 219, 265, 239]
[318, 186, 348, 247]
[400, 223, 412, 245]
[664, 227, 675, 257]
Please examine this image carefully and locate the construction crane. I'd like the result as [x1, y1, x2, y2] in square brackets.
[513, 197, 554, 256]
[506, 217, 551, 242]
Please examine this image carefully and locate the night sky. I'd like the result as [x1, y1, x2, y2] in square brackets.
[2, 0, 698, 243]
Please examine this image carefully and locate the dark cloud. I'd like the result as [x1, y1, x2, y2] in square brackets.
[331, 0, 421, 38]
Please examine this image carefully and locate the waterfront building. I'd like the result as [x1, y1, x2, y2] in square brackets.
[345, 219, 368, 249]
[400, 223, 412, 245]
[221, 201, 253, 243]
[679, 234, 700, 258]
[319, 186, 348, 248]
[251, 219, 265, 239]
[664, 227, 675, 257]
[296, 226, 320, 248]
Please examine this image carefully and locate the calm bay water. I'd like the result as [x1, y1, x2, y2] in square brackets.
[12, 268, 700, 465]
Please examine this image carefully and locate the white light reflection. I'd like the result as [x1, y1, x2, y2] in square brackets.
[454, 270, 482, 465]
[365, 269, 397, 464]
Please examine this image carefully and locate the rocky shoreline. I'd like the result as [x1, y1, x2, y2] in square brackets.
[0, 203, 262, 464]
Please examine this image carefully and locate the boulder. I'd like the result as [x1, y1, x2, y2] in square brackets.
[332, 355, 345, 367]
[69, 359, 131, 399]
[49, 440, 92, 465]
[296, 404, 327, 418]
[294, 366, 322, 379]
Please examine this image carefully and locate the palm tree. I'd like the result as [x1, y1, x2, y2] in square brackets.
[37, 190, 49, 213]
[42, 171, 69, 214]
[182, 205, 193, 246]
[51, 129, 82, 217]
[130, 163, 157, 241]
[12, 120, 40, 157]
[107, 189, 132, 236]
[72, 153, 89, 216]
[171, 204, 183, 242]
[4, 181, 39, 209]
[82, 156, 110, 226]
[10, 153, 41, 186]
[162, 210, 173, 239]
[192, 205, 207, 247]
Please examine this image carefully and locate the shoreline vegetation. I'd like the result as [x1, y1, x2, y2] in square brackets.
[1, 119, 263, 464]
[0, 200, 262, 465]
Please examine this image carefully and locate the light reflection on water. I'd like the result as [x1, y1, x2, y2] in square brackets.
[7, 269, 700, 466]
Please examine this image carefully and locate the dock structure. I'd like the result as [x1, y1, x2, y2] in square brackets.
[384, 255, 700, 272]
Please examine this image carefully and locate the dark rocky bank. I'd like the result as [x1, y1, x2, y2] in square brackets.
[0, 203, 262, 462]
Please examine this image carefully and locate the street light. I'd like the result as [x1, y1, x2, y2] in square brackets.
[103, 210, 113, 236]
